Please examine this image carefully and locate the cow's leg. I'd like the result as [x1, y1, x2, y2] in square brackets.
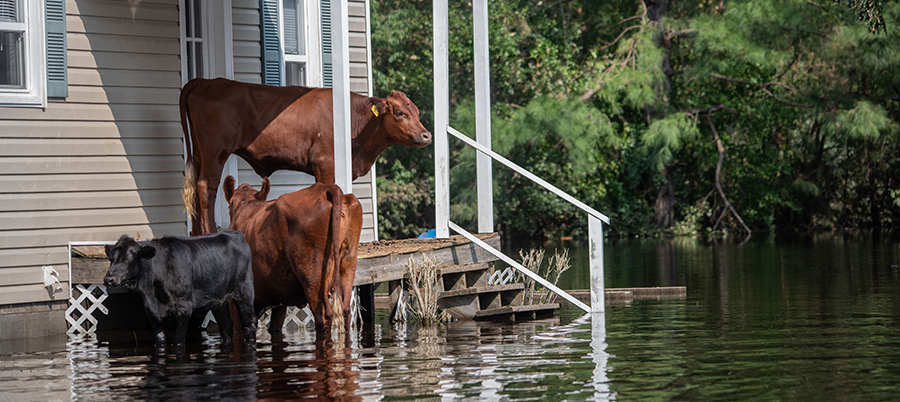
[308, 287, 332, 335]
[148, 316, 166, 351]
[195, 158, 226, 234]
[269, 306, 287, 334]
[173, 314, 191, 346]
[211, 305, 234, 344]
[235, 299, 258, 344]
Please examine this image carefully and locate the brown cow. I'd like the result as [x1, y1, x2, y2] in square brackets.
[223, 176, 363, 335]
[181, 77, 431, 235]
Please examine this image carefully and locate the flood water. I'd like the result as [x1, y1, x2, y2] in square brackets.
[2, 232, 899, 401]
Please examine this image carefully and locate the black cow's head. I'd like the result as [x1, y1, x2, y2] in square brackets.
[103, 235, 155, 289]
[367, 91, 432, 147]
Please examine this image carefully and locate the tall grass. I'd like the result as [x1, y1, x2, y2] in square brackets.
[404, 255, 448, 325]
[516, 248, 571, 304]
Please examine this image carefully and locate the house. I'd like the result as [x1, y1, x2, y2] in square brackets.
[0, 0, 378, 341]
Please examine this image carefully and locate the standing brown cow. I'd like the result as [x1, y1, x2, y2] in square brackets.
[223, 176, 362, 335]
[180, 77, 431, 235]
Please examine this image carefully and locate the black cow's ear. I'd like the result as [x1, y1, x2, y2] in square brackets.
[258, 177, 271, 201]
[137, 245, 156, 260]
[104, 244, 113, 258]
[365, 97, 388, 117]
[223, 175, 236, 202]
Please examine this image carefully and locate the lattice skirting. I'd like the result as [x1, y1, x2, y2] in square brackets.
[66, 284, 109, 334]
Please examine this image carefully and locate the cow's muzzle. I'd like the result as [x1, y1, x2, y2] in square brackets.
[416, 131, 432, 146]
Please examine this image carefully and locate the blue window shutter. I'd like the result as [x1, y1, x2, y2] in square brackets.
[320, 0, 332, 88]
[45, 0, 67, 98]
[260, 0, 283, 85]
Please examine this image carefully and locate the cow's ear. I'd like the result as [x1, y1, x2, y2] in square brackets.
[365, 97, 388, 117]
[257, 177, 271, 201]
[104, 244, 113, 258]
[137, 245, 156, 260]
[223, 175, 236, 203]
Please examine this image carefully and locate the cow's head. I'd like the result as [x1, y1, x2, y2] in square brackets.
[367, 91, 432, 147]
[223, 175, 270, 222]
[103, 235, 155, 289]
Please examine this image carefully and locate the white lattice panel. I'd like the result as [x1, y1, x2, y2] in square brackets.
[489, 267, 516, 285]
[66, 284, 109, 334]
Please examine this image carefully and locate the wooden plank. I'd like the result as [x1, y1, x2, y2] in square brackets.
[71, 258, 110, 284]
[67, 68, 182, 89]
[354, 235, 501, 285]
[0, 121, 181, 139]
[232, 7, 260, 25]
[0, 172, 183, 193]
[67, 32, 180, 55]
[0, 103, 179, 121]
[233, 25, 261, 42]
[68, 50, 181, 72]
[0, 189, 183, 212]
[475, 303, 559, 318]
[67, 15, 179, 38]
[233, 41, 260, 58]
[0, 246, 67, 268]
[349, 31, 367, 48]
[439, 283, 524, 298]
[65, 86, 181, 105]
[0, 138, 182, 157]
[234, 73, 262, 84]
[67, 0, 177, 22]
[0, 206, 186, 231]
[0, 283, 71, 305]
[0, 156, 184, 174]
[0, 223, 186, 250]
[0, 266, 70, 287]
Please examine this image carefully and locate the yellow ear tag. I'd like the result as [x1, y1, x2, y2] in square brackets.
[371, 105, 379, 117]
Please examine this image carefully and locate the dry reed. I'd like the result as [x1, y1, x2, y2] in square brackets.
[516, 248, 571, 305]
[404, 255, 446, 325]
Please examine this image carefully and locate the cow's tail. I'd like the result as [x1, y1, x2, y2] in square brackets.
[180, 79, 201, 220]
[326, 184, 345, 333]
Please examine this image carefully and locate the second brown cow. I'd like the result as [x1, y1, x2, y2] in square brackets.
[181, 77, 431, 235]
[223, 176, 362, 336]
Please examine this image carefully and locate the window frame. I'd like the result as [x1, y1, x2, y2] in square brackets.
[0, 0, 46, 108]
[278, 0, 321, 87]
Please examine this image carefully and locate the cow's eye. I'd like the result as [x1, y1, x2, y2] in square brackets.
[395, 111, 405, 118]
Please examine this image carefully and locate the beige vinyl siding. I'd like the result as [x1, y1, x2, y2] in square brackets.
[0, 0, 185, 305]
[234, 0, 377, 243]
[233, 0, 263, 83]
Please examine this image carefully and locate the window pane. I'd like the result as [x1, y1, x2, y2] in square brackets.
[193, 0, 202, 38]
[0, 0, 19, 23]
[285, 62, 306, 86]
[186, 42, 194, 80]
[0, 30, 24, 88]
[194, 42, 203, 78]
[283, 0, 305, 56]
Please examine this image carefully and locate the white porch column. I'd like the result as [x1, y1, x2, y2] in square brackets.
[331, 0, 353, 193]
[434, 0, 450, 238]
[473, 0, 493, 233]
[589, 215, 605, 313]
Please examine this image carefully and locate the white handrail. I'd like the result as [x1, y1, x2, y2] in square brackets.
[447, 126, 610, 224]
[449, 221, 591, 313]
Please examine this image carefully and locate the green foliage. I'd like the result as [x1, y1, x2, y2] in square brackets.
[371, 0, 900, 239]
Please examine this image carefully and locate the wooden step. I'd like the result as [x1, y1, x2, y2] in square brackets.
[437, 284, 525, 320]
[440, 263, 491, 291]
[475, 303, 560, 322]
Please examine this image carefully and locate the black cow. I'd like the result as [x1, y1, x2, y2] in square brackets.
[103, 231, 257, 349]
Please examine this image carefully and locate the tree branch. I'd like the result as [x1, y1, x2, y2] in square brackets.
[710, 73, 812, 108]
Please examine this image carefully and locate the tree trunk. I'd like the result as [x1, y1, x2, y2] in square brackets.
[654, 167, 675, 228]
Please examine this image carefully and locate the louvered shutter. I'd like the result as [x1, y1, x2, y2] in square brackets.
[45, 0, 67, 97]
[320, 0, 332, 88]
[260, 0, 283, 85]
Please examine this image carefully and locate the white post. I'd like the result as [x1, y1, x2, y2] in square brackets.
[589, 215, 605, 313]
[331, 0, 353, 193]
[434, 0, 450, 239]
[473, 0, 493, 233]
[591, 312, 611, 400]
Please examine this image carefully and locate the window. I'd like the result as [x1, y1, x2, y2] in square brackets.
[0, 0, 45, 106]
[183, 0, 206, 81]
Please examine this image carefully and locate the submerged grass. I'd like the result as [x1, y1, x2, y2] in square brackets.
[517, 248, 571, 305]
[404, 256, 449, 325]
